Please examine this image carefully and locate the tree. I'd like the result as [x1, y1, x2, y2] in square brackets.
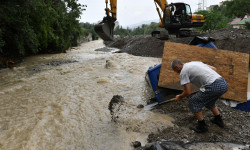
[114, 25, 131, 37]
[113, 22, 162, 37]
[0, 0, 83, 58]
[224, 0, 250, 18]
[144, 22, 160, 35]
[245, 21, 250, 30]
[80, 22, 99, 40]
[195, 10, 229, 32]
[0, 29, 4, 54]
[212, 5, 227, 17]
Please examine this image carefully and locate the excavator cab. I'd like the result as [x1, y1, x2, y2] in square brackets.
[164, 3, 191, 34]
[164, 3, 204, 36]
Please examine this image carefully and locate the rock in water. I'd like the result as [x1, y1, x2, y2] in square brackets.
[137, 104, 144, 109]
[108, 95, 125, 122]
[132, 141, 141, 148]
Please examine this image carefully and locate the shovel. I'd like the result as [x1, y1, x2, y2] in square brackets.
[144, 98, 175, 111]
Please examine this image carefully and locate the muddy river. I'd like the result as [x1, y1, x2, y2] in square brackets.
[0, 40, 174, 150]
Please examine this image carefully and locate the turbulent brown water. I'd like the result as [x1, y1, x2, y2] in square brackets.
[0, 40, 174, 150]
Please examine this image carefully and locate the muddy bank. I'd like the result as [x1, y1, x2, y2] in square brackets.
[147, 99, 250, 144]
[142, 141, 249, 150]
[109, 93, 250, 149]
[106, 91, 250, 149]
[105, 28, 250, 58]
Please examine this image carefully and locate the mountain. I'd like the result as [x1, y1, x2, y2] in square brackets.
[125, 19, 160, 29]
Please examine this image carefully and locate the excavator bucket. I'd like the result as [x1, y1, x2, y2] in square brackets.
[94, 19, 115, 41]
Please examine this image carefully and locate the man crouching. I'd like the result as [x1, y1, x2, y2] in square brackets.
[171, 59, 228, 133]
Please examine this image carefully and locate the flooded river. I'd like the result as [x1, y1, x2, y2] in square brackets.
[0, 40, 174, 150]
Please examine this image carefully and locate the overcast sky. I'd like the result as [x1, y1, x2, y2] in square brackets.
[79, 0, 223, 27]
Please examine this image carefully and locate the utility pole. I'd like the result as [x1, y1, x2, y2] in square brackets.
[198, 0, 207, 11]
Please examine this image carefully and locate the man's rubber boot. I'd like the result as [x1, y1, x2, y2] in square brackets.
[191, 120, 208, 133]
[211, 115, 225, 128]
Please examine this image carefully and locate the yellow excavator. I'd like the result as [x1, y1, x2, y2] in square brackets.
[94, 0, 204, 41]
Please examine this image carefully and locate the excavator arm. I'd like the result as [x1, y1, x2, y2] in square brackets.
[153, 0, 169, 28]
[94, 0, 117, 41]
[104, 0, 117, 19]
[94, 0, 170, 41]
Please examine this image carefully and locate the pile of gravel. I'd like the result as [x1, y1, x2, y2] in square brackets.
[104, 28, 250, 58]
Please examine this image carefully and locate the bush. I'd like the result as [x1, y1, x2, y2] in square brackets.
[245, 21, 250, 30]
[114, 22, 161, 37]
[0, 29, 4, 54]
[195, 10, 229, 32]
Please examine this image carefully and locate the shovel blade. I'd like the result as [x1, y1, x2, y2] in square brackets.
[94, 21, 114, 41]
[144, 99, 174, 111]
[144, 102, 159, 111]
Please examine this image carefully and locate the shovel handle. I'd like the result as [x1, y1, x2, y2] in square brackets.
[164, 98, 175, 102]
[169, 98, 176, 101]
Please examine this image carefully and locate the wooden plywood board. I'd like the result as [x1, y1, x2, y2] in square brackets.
[158, 42, 249, 102]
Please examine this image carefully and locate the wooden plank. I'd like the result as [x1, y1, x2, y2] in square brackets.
[158, 42, 249, 102]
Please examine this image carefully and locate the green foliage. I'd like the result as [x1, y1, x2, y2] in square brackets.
[80, 22, 99, 40]
[0, 0, 83, 58]
[90, 27, 99, 40]
[80, 22, 160, 40]
[81, 22, 93, 29]
[114, 26, 131, 37]
[211, 5, 227, 17]
[114, 22, 161, 38]
[195, 10, 229, 32]
[245, 21, 250, 30]
[0, 29, 5, 54]
[143, 22, 161, 34]
[223, 0, 250, 18]
[81, 28, 90, 37]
